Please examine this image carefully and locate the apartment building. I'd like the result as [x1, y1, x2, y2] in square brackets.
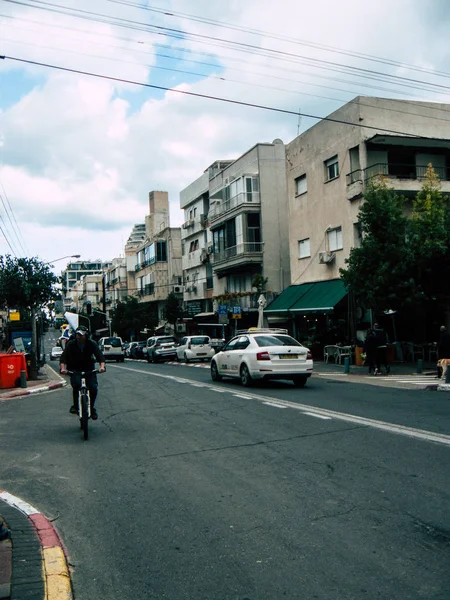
[180, 170, 212, 320]
[124, 223, 146, 299]
[179, 142, 291, 334]
[104, 258, 128, 313]
[266, 96, 450, 343]
[71, 273, 104, 313]
[133, 191, 183, 326]
[61, 260, 111, 313]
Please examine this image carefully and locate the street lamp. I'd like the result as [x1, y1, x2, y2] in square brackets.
[45, 254, 81, 266]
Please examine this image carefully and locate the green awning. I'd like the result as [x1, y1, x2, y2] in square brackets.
[264, 283, 314, 313]
[265, 279, 347, 315]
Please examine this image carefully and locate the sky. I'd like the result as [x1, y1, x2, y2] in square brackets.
[0, 0, 449, 271]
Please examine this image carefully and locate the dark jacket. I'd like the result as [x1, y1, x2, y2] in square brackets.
[60, 338, 105, 372]
[374, 328, 388, 347]
[438, 331, 450, 359]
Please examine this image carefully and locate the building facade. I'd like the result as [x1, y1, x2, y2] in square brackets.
[266, 96, 450, 348]
[133, 191, 183, 326]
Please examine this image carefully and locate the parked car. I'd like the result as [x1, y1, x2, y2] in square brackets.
[210, 328, 313, 387]
[98, 336, 125, 362]
[176, 335, 215, 362]
[129, 341, 147, 359]
[49, 346, 64, 361]
[146, 336, 178, 363]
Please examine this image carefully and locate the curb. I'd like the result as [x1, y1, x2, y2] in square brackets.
[0, 491, 72, 600]
[0, 381, 67, 401]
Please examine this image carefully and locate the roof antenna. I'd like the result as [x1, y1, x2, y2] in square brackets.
[297, 107, 302, 136]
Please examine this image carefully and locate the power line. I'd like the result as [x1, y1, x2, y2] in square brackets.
[0, 55, 432, 138]
[6, 0, 450, 96]
[5, 13, 450, 124]
[106, 0, 450, 83]
[0, 185, 29, 256]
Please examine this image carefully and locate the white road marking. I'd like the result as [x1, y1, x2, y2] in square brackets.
[263, 401, 287, 409]
[233, 394, 254, 399]
[303, 412, 332, 420]
[112, 365, 450, 447]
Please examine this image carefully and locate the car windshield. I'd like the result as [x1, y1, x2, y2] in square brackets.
[254, 335, 303, 347]
[104, 337, 122, 347]
[156, 337, 176, 345]
[52, 347, 62, 352]
[191, 337, 209, 345]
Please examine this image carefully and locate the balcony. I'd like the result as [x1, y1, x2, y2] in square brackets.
[208, 191, 260, 223]
[211, 242, 263, 274]
[346, 163, 450, 200]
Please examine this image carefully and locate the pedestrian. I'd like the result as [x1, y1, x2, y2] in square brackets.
[364, 328, 377, 375]
[373, 323, 390, 375]
[437, 325, 450, 379]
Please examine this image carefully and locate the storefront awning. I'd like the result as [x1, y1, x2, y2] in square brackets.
[264, 283, 314, 314]
[265, 280, 347, 315]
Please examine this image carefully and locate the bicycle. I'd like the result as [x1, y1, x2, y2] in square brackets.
[67, 369, 99, 441]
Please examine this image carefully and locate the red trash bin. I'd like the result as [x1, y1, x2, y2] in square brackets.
[0, 353, 28, 388]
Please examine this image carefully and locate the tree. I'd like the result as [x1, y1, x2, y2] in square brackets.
[251, 273, 268, 294]
[0, 256, 59, 376]
[110, 296, 158, 340]
[408, 165, 450, 312]
[340, 178, 415, 313]
[163, 292, 183, 327]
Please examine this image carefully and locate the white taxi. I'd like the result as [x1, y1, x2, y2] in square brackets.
[210, 329, 313, 387]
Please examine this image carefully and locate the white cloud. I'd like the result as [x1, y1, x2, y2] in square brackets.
[0, 0, 448, 264]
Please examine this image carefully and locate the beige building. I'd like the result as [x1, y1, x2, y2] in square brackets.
[266, 96, 450, 344]
[133, 191, 183, 326]
[104, 258, 128, 313]
[286, 96, 450, 286]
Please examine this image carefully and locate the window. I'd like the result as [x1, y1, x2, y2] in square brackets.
[189, 239, 199, 253]
[295, 174, 307, 195]
[245, 176, 259, 202]
[298, 238, 311, 258]
[325, 155, 339, 181]
[327, 226, 343, 251]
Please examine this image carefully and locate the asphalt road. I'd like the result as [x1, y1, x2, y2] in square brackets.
[1, 356, 449, 600]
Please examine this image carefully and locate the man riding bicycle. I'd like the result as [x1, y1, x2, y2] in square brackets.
[60, 325, 106, 420]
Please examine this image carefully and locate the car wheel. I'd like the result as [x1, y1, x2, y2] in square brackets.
[240, 364, 253, 387]
[184, 352, 190, 363]
[293, 376, 308, 388]
[176, 354, 180, 362]
[147, 354, 151, 363]
[210, 360, 222, 382]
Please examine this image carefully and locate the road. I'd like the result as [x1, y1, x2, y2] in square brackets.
[1, 350, 449, 599]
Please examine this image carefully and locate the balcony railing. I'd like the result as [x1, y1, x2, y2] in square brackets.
[347, 163, 448, 185]
[211, 242, 263, 264]
[208, 191, 260, 221]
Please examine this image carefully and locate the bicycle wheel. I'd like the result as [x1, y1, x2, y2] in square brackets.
[80, 392, 89, 441]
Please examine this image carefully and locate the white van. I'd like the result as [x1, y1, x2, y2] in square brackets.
[98, 336, 125, 362]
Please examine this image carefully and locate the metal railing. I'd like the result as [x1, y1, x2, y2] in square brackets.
[211, 242, 263, 264]
[209, 191, 260, 221]
[347, 163, 448, 185]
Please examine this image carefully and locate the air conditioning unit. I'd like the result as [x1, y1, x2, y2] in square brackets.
[207, 245, 214, 254]
[319, 251, 336, 264]
[173, 285, 185, 293]
[200, 249, 209, 263]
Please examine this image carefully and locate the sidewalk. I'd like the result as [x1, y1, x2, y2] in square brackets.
[0, 364, 66, 402]
[0, 492, 72, 600]
[311, 359, 450, 391]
